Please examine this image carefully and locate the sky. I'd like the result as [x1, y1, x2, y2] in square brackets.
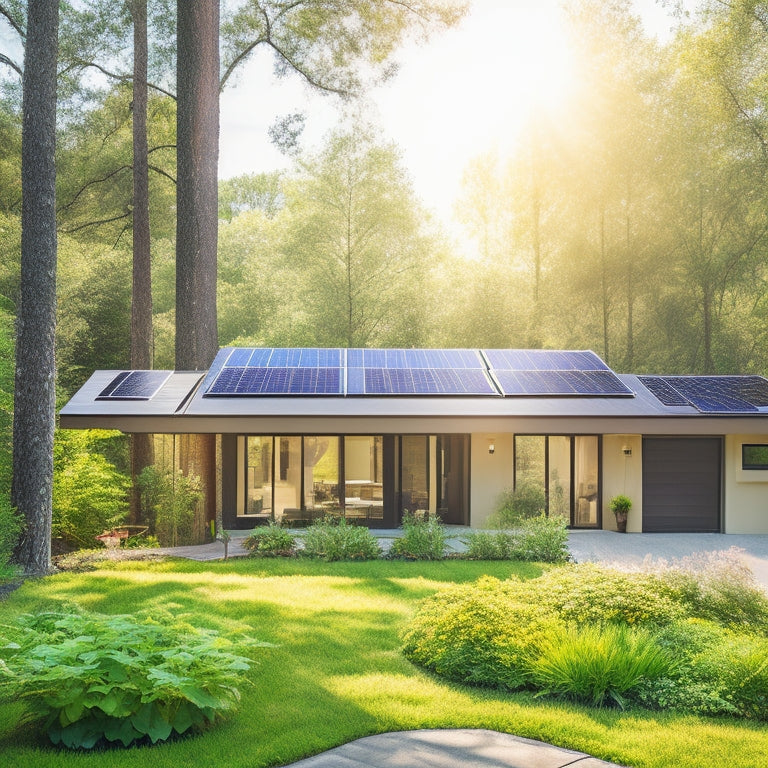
[218, 0, 687, 226]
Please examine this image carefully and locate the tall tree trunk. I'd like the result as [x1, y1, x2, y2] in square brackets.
[12, 0, 59, 575]
[176, 0, 219, 539]
[129, 0, 154, 525]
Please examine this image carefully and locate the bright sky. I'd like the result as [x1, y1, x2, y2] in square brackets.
[218, 0, 685, 225]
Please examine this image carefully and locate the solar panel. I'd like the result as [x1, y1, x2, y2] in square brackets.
[493, 369, 632, 397]
[483, 349, 610, 372]
[638, 375, 768, 413]
[97, 370, 171, 400]
[206, 366, 342, 396]
[638, 376, 690, 406]
[348, 367, 497, 396]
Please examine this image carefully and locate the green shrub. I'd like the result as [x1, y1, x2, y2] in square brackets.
[462, 516, 570, 563]
[528, 622, 676, 708]
[302, 517, 381, 561]
[0, 496, 20, 579]
[402, 576, 562, 690]
[389, 511, 446, 560]
[52, 430, 129, 548]
[652, 549, 768, 631]
[0, 609, 262, 749]
[137, 466, 202, 547]
[513, 515, 570, 563]
[243, 522, 297, 557]
[535, 563, 683, 626]
[486, 482, 546, 528]
[463, 531, 516, 560]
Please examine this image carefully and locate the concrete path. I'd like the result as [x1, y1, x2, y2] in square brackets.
[281, 730, 623, 768]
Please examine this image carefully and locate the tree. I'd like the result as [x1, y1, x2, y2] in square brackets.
[280, 128, 437, 347]
[12, 0, 59, 575]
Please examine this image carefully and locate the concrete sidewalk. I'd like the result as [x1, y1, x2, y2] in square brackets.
[280, 729, 624, 768]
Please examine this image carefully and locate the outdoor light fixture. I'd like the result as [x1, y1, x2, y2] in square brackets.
[622, 446, 632, 456]
[488, 441, 495, 455]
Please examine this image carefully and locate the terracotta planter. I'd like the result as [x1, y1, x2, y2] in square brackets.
[614, 511, 628, 533]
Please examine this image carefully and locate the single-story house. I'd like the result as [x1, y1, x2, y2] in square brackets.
[59, 347, 768, 534]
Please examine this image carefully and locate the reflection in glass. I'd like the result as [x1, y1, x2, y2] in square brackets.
[275, 436, 301, 521]
[515, 435, 546, 497]
[304, 437, 339, 513]
[401, 435, 428, 513]
[574, 435, 599, 526]
[344, 436, 384, 521]
[246, 437, 272, 517]
[548, 436, 571, 521]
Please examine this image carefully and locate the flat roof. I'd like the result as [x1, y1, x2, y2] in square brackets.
[58, 349, 768, 435]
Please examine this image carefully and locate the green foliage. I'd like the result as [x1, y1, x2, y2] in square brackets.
[388, 511, 447, 560]
[0, 496, 20, 579]
[243, 522, 297, 557]
[0, 608, 260, 749]
[52, 430, 129, 549]
[0, 309, 19, 576]
[463, 516, 570, 563]
[401, 576, 562, 690]
[609, 494, 632, 514]
[535, 564, 684, 627]
[487, 483, 546, 528]
[136, 467, 202, 547]
[528, 622, 675, 708]
[302, 517, 381, 562]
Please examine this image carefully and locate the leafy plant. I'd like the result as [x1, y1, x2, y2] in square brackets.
[243, 522, 297, 557]
[388, 511, 447, 560]
[302, 517, 381, 561]
[0, 608, 264, 749]
[609, 494, 632, 514]
[527, 622, 675, 708]
[486, 482, 546, 528]
[401, 576, 562, 690]
[137, 466, 202, 547]
[462, 516, 570, 563]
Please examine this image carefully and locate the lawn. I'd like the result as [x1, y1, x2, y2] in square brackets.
[1, 557, 767, 768]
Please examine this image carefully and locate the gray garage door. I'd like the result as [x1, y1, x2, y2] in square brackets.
[642, 437, 722, 533]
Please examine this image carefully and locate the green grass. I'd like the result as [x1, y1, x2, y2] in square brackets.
[1, 558, 767, 768]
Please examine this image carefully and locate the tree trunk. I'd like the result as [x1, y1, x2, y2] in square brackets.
[129, 0, 154, 525]
[12, 0, 59, 575]
[176, 1, 219, 539]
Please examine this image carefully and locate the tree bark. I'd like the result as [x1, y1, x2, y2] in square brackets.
[12, 0, 59, 575]
[129, 0, 154, 525]
[176, 1, 219, 539]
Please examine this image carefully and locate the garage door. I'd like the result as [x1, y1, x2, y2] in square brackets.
[642, 437, 721, 533]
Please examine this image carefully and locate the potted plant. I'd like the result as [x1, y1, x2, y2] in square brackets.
[609, 494, 632, 533]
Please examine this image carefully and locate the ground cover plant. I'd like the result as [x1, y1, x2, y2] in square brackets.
[463, 516, 570, 563]
[0, 609, 260, 749]
[1, 557, 767, 768]
[402, 554, 768, 723]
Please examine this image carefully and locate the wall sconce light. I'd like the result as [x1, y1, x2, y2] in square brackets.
[488, 440, 495, 455]
[622, 446, 632, 457]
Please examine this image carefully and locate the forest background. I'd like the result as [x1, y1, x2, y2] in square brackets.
[1, 0, 768, 557]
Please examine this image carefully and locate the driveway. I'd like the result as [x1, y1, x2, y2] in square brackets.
[567, 530, 768, 590]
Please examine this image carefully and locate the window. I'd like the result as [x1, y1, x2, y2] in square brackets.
[742, 444, 768, 470]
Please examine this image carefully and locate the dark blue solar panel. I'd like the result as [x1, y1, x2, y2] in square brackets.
[97, 371, 170, 400]
[206, 366, 341, 396]
[350, 367, 496, 396]
[484, 349, 610, 371]
[664, 376, 768, 413]
[493, 368, 632, 397]
[638, 376, 690, 406]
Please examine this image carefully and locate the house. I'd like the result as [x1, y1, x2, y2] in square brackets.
[59, 347, 768, 534]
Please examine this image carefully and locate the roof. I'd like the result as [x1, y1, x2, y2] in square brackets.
[58, 347, 768, 435]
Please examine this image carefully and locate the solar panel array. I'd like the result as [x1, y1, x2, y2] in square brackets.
[639, 375, 768, 413]
[97, 370, 171, 401]
[483, 349, 633, 397]
[201, 347, 638, 398]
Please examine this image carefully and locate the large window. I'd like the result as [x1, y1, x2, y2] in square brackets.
[514, 434, 600, 528]
[344, 436, 384, 521]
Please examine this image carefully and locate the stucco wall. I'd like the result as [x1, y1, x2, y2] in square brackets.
[470, 433, 513, 528]
[601, 434, 643, 532]
[724, 434, 768, 533]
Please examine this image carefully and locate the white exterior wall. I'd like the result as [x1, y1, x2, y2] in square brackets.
[470, 433, 513, 528]
[724, 434, 768, 533]
[601, 435, 643, 532]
